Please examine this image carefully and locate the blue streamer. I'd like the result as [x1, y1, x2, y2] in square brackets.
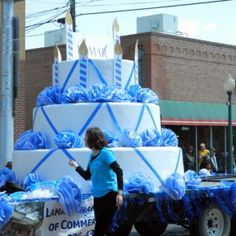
[40, 106, 59, 135]
[88, 59, 108, 85]
[134, 104, 145, 132]
[145, 104, 158, 131]
[62, 60, 80, 92]
[124, 62, 135, 90]
[30, 149, 58, 173]
[78, 103, 103, 136]
[105, 103, 123, 134]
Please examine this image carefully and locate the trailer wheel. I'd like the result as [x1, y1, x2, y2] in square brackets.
[134, 221, 168, 236]
[111, 223, 133, 236]
[230, 214, 236, 235]
[190, 203, 231, 236]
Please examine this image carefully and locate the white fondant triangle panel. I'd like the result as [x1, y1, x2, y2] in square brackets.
[13, 147, 184, 194]
[33, 103, 161, 148]
[53, 59, 136, 90]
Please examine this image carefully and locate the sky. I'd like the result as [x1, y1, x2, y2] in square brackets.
[26, 0, 236, 49]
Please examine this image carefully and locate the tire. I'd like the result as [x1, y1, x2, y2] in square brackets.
[190, 202, 231, 236]
[134, 221, 168, 236]
[111, 223, 133, 236]
[230, 214, 236, 236]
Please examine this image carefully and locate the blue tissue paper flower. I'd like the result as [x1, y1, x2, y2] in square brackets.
[56, 176, 82, 216]
[121, 129, 142, 147]
[102, 130, 119, 147]
[140, 128, 161, 146]
[111, 87, 132, 102]
[63, 85, 88, 103]
[160, 128, 178, 146]
[0, 167, 17, 188]
[163, 173, 186, 200]
[88, 85, 113, 102]
[127, 84, 141, 99]
[135, 88, 159, 104]
[23, 173, 42, 190]
[124, 172, 154, 194]
[37, 86, 64, 106]
[54, 131, 83, 148]
[14, 130, 48, 150]
[0, 195, 14, 229]
[184, 170, 201, 188]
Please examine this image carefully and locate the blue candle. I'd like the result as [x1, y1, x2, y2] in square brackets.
[114, 41, 122, 87]
[54, 46, 61, 86]
[79, 39, 88, 88]
[65, 11, 74, 60]
[134, 39, 139, 84]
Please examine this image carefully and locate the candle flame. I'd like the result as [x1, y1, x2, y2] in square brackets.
[79, 39, 88, 57]
[114, 41, 122, 55]
[54, 46, 62, 61]
[112, 18, 120, 33]
[65, 11, 73, 25]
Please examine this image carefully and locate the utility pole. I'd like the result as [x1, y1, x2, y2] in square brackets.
[0, 0, 14, 168]
[70, 0, 76, 32]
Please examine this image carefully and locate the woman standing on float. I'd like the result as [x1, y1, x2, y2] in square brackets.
[69, 127, 123, 236]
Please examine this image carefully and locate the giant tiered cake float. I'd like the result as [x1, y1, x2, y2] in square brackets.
[8, 14, 184, 235]
[13, 18, 184, 194]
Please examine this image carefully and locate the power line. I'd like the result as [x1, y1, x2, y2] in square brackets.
[77, 0, 233, 16]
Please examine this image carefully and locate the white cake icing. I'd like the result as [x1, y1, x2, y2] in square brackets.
[33, 102, 161, 148]
[53, 59, 136, 90]
[13, 147, 183, 193]
[13, 55, 184, 193]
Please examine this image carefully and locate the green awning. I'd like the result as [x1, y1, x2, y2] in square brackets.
[159, 100, 236, 126]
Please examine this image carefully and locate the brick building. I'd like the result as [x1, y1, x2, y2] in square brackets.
[25, 32, 236, 171]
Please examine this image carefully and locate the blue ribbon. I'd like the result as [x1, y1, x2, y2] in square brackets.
[78, 103, 103, 136]
[61, 148, 77, 161]
[174, 149, 181, 173]
[134, 148, 165, 186]
[62, 60, 80, 92]
[40, 106, 58, 135]
[88, 59, 108, 85]
[30, 149, 58, 173]
[134, 103, 145, 132]
[145, 104, 158, 130]
[105, 103, 123, 134]
[32, 107, 39, 131]
[124, 62, 135, 90]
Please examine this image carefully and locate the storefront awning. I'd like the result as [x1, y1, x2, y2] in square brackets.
[159, 100, 236, 126]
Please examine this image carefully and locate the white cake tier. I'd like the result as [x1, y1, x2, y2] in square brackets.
[33, 102, 161, 148]
[13, 147, 184, 193]
[53, 59, 137, 90]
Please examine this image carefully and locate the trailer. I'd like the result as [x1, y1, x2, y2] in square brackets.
[112, 174, 236, 236]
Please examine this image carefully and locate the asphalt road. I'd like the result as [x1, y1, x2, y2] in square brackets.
[129, 224, 190, 235]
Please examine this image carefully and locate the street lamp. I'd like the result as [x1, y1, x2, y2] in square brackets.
[223, 73, 235, 174]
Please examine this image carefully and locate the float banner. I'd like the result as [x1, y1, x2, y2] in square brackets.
[38, 196, 95, 236]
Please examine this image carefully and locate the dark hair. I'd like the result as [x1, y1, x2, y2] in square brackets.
[85, 127, 107, 150]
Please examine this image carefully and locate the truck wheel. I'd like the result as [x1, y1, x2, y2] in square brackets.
[230, 214, 236, 235]
[190, 203, 231, 236]
[111, 223, 133, 236]
[134, 221, 168, 236]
